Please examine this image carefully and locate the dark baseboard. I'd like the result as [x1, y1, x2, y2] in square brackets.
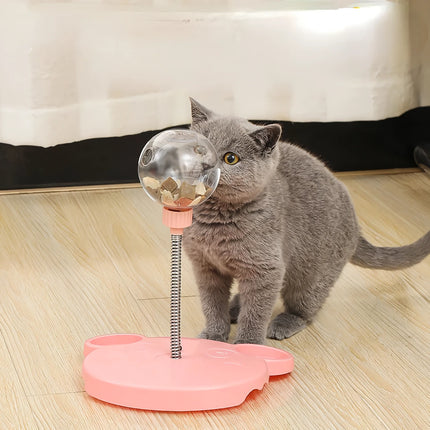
[1, 107, 429, 191]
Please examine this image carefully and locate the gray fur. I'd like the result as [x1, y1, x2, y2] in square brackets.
[182, 98, 430, 344]
[351, 233, 430, 270]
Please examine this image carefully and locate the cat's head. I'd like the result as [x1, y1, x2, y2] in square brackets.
[189, 98, 282, 205]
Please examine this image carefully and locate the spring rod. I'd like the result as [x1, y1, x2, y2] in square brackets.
[170, 234, 182, 359]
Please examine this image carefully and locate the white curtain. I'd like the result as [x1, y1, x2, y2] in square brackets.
[0, 0, 429, 147]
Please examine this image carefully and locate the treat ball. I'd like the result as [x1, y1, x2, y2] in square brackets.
[138, 130, 220, 209]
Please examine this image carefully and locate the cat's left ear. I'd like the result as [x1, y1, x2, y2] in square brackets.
[249, 124, 282, 155]
[190, 98, 215, 125]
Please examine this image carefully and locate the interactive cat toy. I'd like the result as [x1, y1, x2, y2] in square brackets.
[82, 129, 294, 411]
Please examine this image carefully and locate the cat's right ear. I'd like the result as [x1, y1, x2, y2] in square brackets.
[249, 124, 282, 155]
[190, 98, 214, 125]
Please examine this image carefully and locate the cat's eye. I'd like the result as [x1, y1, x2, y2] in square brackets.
[223, 152, 240, 165]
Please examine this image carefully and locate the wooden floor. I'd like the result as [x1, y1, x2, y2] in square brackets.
[0, 172, 429, 429]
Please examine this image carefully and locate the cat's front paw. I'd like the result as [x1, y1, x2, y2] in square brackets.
[198, 330, 229, 343]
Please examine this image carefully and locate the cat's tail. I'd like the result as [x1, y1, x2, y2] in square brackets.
[351, 231, 430, 270]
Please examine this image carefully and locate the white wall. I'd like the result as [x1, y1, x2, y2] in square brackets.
[0, 0, 429, 147]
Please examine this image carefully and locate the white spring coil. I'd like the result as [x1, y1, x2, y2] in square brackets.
[170, 234, 182, 359]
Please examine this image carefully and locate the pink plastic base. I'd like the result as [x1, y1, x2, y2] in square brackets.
[83, 334, 294, 411]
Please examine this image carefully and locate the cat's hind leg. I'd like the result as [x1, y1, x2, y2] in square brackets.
[267, 267, 344, 340]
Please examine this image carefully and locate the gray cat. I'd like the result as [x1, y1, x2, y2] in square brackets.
[182, 98, 430, 345]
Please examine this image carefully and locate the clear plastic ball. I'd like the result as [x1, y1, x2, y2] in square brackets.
[138, 130, 220, 209]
